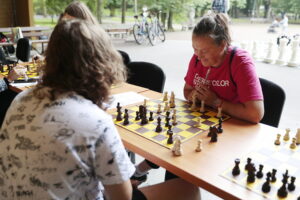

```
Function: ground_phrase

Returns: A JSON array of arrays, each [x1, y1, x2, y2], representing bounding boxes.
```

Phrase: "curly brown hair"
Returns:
[[36, 19, 126, 108], [193, 13, 231, 46]]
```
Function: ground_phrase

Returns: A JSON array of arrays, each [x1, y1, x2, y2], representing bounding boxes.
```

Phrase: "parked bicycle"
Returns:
[[132, 10, 166, 46]]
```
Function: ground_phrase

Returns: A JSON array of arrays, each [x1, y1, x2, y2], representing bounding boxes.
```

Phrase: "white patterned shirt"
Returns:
[[0, 87, 135, 200]]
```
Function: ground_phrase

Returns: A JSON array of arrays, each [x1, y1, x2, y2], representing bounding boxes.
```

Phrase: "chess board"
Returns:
[[113, 98, 230, 149], [0, 63, 41, 82], [221, 138, 300, 200]]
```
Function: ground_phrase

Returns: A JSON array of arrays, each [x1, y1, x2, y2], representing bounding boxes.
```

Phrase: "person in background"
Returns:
[[184, 13, 264, 123], [0, 19, 200, 200], [212, 0, 229, 14], [279, 14, 288, 34], [0, 65, 26, 127]]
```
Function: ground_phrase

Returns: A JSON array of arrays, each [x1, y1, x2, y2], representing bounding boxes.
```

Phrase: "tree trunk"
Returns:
[[263, 0, 271, 18], [121, 0, 126, 24], [109, 7, 116, 17], [167, 9, 174, 31], [97, 0, 102, 24], [161, 12, 167, 28]]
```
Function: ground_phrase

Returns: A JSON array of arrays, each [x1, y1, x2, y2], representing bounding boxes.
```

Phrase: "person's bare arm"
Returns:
[[104, 180, 132, 200], [183, 83, 195, 102]]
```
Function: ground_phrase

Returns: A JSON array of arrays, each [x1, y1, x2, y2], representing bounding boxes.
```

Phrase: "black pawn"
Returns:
[[262, 172, 271, 193], [141, 113, 148, 125], [155, 117, 162, 133], [166, 111, 170, 119], [135, 111, 140, 120], [165, 117, 170, 127], [207, 126, 213, 137], [210, 127, 218, 142], [271, 169, 277, 182], [167, 132, 173, 144], [288, 176, 296, 191], [123, 113, 129, 125], [232, 158, 241, 176], [149, 111, 154, 121], [247, 163, 256, 183], [123, 109, 129, 119], [256, 164, 264, 178], [245, 157, 252, 171], [217, 118, 223, 133], [167, 125, 173, 135]]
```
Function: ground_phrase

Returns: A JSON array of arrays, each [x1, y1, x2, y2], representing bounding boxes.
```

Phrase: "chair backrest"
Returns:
[[118, 50, 131, 66], [126, 61, 166, 93], [16, 37, 30, 62], [259, 78, 285, 127]]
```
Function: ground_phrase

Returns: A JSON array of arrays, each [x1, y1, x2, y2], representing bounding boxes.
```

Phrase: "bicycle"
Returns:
[[133, 13, 150, 45], [147, 15, 166, 46]]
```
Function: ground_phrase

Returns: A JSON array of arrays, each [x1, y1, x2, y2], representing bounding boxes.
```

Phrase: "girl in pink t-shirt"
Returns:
[[184, 13, 264, 123]]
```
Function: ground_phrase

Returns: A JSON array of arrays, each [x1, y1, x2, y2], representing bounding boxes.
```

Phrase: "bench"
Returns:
[[104, 28, 132, 39], [250, 18, 271, 23], [0, 26, 52, 41]]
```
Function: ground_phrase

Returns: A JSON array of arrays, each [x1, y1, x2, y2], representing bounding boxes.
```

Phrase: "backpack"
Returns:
[[0, 32, 15, 55]]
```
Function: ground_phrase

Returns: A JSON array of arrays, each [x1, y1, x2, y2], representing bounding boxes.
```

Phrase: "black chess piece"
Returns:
[[262, 172, 271, 193], [149, 111, 154, 121], [245, 157, 252, 171], [167, 125, 173, 135], [271, 169, 277, 182], [247, 163, 256, 183], [288, 176, 296, 191], [207, 126, 213, 137], [116, 110, 123, 121], [167, 132, 173, 144], [166, 111, 170, 118], [123, 113, 129, 125], [256, 164, 264, 178], [232, 158, 241, 176], [210, 127, 218, 142], [165, 117, 170, 127], [155, 117, 162, 133], [217, 118, 223, 133], [123, 109, 129, 119], [277, 178, 288, 198], [141, 113, 148, 125], [135, 111, 140, 121], [116, 102, 121, 111]]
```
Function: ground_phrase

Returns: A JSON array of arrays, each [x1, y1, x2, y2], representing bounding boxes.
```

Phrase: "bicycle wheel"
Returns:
[[148, 25, 157, 46], [133, 24, 145, 45], [157, 24, 166, 42]]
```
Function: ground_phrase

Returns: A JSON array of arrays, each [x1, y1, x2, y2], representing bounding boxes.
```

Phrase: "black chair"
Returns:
[[126, 61, 166, 93], [118, 50, 131, 66], [259, 78, 285, 127], [15, 37, 31, 62]]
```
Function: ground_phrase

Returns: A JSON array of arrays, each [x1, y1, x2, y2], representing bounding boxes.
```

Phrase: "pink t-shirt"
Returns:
[[184, 47, 263, 103]]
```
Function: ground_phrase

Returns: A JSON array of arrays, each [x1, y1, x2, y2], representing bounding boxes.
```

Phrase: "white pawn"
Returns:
[[163, 102, 169, 112], [290, 137, 297, 149], [190, 93, 197, 111], [274, 133, 281, 145], [163, 91, 168, 102], [157, 104, 161, 114], [195, 139, 203, 152], [296, 128, 300, 145], [194, 117, 201, 127], [200, 100, 205, 113], [283, 128, 290, 141], [264, 41, 275, 63], [217, 107, 222, 118], [172, 114, 178, 126], [288, 36, 300, 67], [276, 37, 289, 65]]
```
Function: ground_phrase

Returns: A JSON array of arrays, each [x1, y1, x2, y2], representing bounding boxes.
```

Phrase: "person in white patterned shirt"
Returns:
[[0, 19, 199, 200]]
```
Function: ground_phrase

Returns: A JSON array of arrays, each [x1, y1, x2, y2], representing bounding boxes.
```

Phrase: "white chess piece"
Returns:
[[276, 37, 289, 65], [200, 100, 205, 113], [194, 117, 201, 127], [172, 114, 178, 126], [164, 102, 169, 112], [195, 139, 203, 152], [157, 104, 161, 114], [252, 41, 261, 61], [190, 93, 197, 111], [172, 136, 183, 156], [264, 41, 276, 64], [290, 137, 297, 149], [288, 36, 300, 67], [163, 91, 168, 102], [143, 99, 147, 107], [296, 128, 300, 145], [274, 133, 281, 145], [283, 128, 290, 141], [217, 107, 222, 118]]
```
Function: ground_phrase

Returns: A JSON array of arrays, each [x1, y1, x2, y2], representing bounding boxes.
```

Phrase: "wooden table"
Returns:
[[109, 86, 288, 200]]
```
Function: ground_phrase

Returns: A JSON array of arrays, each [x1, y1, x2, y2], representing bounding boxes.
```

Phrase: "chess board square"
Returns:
[[270, 152, 290, 162], [201, 114, 211, 119], [152, 134, 166, 141], [186, 127, 200, 134], [202, 120, 215, 126], [185, 120, 196, 126], [172, 126, 184, 134], [176, 123, 191, 130], [135, 127, 149, 134]]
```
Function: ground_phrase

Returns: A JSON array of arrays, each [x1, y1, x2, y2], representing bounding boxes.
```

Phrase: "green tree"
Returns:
[[45, 0, 72, 22]]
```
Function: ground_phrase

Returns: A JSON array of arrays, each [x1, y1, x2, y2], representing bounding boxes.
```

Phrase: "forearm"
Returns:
[[104, 180, 132, 200]]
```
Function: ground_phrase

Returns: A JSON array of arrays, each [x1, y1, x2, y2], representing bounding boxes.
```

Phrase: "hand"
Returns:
[[32, 54, 44, 62], [195, 84, 218, 107], [7, 65, 27, 82]]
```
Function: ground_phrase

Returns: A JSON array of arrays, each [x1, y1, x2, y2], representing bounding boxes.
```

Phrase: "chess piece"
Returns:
[[172, 135, 183, 156], [165, 117, 170, 127], [195, 139, 203, 152], [172, 115, 178, 126], [256, 164, 264, 178], [140, 112, 148, 125], [262, 172, 271, 193], [157, 104, 162, 114], [194, 117, 201, 127], [245, 157, 252, 171], [207, 126, 213, 137], [200, 100, 205, 113], [116, 109, 123, 121], [210, 126, 218, 143], [271, 169, 277, 182], [167, 125, 173, 135], [190, 93, 197, 111], [296, 128, 300, 145], [155, 117, 162, 133], [165, 111, 171, 119], [163, 102, 170, 112], [290, 137, 297, 149], [167, 132, 174, 144], [216, 107, 222, 118], [135, 111, 140, 120], [172, 109, 177, 120], [169, 98, 176, 108], [276, 36, 289, 65], [116, 102, 121, 111], [288, 176, 296, 191], [288, 36, 300, 67], [143, 99, 147, 107], [283, 128, 290, 141], [123, 110, 129, 125], [163, 91, 168, 102], [149, 111, 154, 121], [217, 118, 223, 133], [274, 133, 281, 145], [232, 158, 240, 176], [264, 41, 275, 64], [247, 163, 256, 183], [123, 109, 129, 119], [277, 172, 289, 198]]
